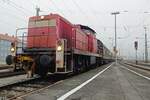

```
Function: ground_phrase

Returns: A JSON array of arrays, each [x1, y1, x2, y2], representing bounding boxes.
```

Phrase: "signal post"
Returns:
[[134, 41, 138, 64]]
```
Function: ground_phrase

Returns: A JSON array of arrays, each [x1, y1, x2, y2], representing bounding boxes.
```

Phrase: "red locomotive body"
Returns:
[[27, 14, 94, 53], [6, 14, 113, 77], [27, 14, 73, 49], [87, 33, 97, 53], [73, 27, 88, 51]]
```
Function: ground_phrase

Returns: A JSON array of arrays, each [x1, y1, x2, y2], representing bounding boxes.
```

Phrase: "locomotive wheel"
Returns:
[[39, 55, 51, 67], [35, 64, 48, 77], [34, 55, 51, 77], [38, 67, 48, 77], [6, 55, 13, 65], [39, 55, 51, 77]]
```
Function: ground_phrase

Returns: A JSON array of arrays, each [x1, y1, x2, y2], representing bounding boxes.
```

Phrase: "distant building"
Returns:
[[0, 33, 17, 64]]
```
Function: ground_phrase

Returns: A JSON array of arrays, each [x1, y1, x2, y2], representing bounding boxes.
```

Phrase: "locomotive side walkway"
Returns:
[[22, 63, 150, 100]]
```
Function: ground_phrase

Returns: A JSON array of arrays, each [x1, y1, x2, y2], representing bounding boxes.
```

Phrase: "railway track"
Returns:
[[121, 62, 150, 71], [137, 62, 150, 67], [0, 70, 25, 78], [0, 65, 13, 70], [0, 74, 64, 100]]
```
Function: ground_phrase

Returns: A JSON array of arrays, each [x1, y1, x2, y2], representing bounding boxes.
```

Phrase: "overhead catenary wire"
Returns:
[[0, 2, 28, 25], [0, 2, 28, 28], [1, 1, 30, 18], [84, 2, 106, 28], [71, 0, 93, 27], [0, 7, 27, 23], [0, 19, 17, 28], [4, 0, 33, 15], [60, 1, 74, 16], [48, 0, 65, 16], [0, 0, 30, 35]]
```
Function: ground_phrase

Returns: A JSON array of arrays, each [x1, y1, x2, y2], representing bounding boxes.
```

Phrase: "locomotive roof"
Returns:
[[29, 14, 73, 26], [29, 14, 96, 34], [78, 25, 96, 34]]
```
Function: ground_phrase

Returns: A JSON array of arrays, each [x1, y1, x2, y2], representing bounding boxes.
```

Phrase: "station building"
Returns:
[[0, 33, 17, 64]]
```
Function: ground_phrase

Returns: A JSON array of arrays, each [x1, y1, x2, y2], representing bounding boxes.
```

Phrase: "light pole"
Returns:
[[144, 26, 148, 63], [111, 12, 120, 65], [134, 41, 138, 64]]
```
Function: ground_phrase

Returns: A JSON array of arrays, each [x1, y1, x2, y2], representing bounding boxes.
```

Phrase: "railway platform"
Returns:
[[19, 63, 150, 100]]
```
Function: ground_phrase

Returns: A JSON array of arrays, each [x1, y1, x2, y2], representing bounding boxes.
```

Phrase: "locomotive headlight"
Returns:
[[10, 42, 15, 53], [10, 47, 15, 53], [57, 46, 62, 52], [57, 40, 63, 52], [41, 16, 44, 19]]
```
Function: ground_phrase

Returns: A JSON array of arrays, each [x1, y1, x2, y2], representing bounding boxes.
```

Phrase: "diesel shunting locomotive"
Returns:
[[6, 14, 114, 77]]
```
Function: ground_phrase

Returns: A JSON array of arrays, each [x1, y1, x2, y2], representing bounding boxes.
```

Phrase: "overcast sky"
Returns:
[[0, 0, 150, 60]]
